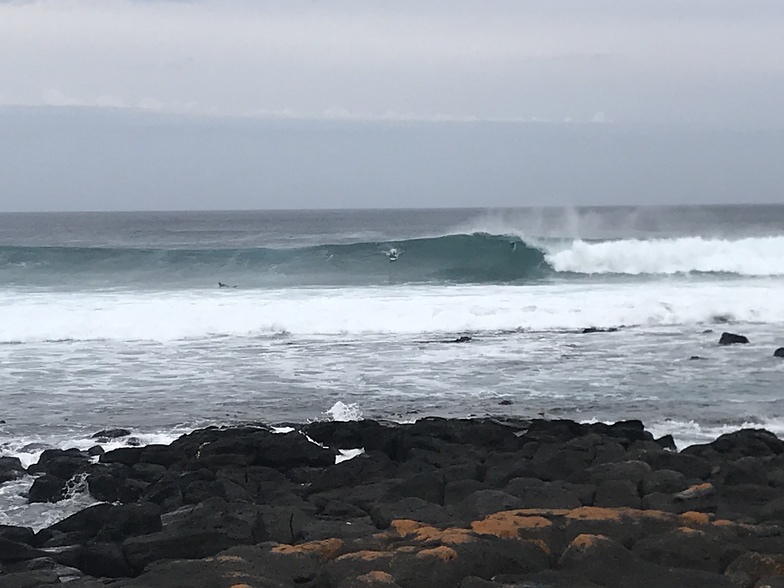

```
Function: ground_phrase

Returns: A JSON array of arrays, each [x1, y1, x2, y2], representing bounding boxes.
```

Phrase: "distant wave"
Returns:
[[544, 235, 784, 277]]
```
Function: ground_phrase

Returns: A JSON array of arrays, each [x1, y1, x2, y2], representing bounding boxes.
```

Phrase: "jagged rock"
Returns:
[[719, 332, 749, 345]]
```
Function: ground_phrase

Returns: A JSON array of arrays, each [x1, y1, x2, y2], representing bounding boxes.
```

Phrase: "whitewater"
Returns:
[[1, 206, 784, 528]]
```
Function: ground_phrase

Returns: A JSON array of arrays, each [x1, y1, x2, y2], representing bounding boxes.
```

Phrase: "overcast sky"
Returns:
[[1, 0, 783, 211]]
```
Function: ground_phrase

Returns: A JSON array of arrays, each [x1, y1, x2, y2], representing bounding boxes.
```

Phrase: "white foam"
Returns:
[[1, 430, 190, 469], [0, 475, 99, 532], [546, 236, 784, 276], [1, 281, 784, 343], [324, 401, 363, 422], [336, 448, 365, 464], [647, 417, 784, 450]]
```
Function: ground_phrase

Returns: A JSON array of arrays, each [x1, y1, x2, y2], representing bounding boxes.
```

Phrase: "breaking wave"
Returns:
[[1, 233, 784, 288]]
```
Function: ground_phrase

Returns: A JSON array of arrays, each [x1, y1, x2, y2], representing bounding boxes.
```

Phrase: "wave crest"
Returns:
[[545, 236, 784, 276]]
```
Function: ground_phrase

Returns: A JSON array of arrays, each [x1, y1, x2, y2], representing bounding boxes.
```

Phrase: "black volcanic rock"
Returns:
[[0, 456, 26, 484], [27, 474, 67, 503], [9, 419, 784, 587], [719, 332, 749, 345], [27, 448, 89, 480], [92, 428, 132, 440]]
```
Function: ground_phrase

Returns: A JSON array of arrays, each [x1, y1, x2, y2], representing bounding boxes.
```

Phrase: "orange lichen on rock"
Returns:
[[675, 483, 715, 500], [390, 520, 423, 537], [356, 571, 396, 584], [336, 550, 393, 563], [272, 538, 344, 559], [571, 534, 609, 550], [525, 538, 552, 556], [566, 507, 674, 524], [565, 507, 625, 522], [679, 511, 711, 526], [514, 508, 570, 517], [389, 519, 474, 545], [471, 512, 552, 539], [416, 546, 458, 561], [675, 526, 702, 536]]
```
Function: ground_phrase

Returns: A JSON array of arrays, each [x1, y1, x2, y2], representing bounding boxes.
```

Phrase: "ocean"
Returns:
[[1, 205, 784, 528]]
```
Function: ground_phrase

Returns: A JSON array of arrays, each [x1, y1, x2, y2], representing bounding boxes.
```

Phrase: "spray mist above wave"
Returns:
[[545, 235, 784, 276]]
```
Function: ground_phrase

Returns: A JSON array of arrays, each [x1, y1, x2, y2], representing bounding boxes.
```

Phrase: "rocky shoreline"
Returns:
[[2, 418, 784, 587]]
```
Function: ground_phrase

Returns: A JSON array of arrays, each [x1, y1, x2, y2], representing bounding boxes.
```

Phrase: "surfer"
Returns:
[[386, 248, 399, 262], [218, 282, 237, 289]]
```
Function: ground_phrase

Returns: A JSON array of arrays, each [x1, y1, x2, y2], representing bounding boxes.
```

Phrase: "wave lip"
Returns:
[[545, 235, 784, 276]]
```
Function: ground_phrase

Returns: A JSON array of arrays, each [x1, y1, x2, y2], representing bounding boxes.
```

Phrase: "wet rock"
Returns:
[[0, 456, 26, 484], [86, 445, 104, 457], [27, 449, 89, 480], [100, 447, 142, 466], [581, 327, 618, 334], [711, 429, 784, 459], [196, 429, 336, 471], [27, 474, 67, 503], [775, 347, 784, 358], [91, 428, 131, 440], [719, 332, 749, 345]]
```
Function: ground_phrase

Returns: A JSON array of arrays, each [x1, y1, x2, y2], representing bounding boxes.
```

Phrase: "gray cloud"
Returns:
[[2, 1, 784, 211], [1, 0, 783, 126]]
